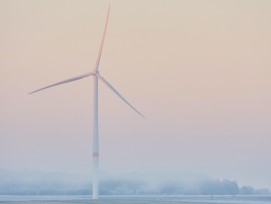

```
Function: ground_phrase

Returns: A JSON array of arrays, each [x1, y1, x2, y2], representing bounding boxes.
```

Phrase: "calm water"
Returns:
[[0, 195, 271, 204]]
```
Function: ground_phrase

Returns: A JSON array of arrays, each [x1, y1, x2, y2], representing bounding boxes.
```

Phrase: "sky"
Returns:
[[1, 0, 271, 189]]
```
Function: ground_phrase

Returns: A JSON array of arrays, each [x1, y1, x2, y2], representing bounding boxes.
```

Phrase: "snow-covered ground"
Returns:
[[0, 195, 271, 204]]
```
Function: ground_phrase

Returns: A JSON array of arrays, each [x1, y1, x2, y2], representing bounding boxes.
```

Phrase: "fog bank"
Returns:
[[0, 169, 269, 196]]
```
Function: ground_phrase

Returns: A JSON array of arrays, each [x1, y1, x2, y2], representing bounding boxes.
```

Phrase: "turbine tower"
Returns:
[[29, 5, 144, 199]]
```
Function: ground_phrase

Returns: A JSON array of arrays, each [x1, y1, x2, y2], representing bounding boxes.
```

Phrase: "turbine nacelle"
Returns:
[[92, 70, 99, 75]]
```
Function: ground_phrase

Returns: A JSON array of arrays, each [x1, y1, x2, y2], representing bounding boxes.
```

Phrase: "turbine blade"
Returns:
[[95, 4, 110, 71], [29, 72, 94, 94], [97, 74, 145, 118]]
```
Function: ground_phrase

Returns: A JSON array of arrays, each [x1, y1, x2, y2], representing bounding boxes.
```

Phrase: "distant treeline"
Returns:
[[99, 179, 270, 196], [0, 169, 270, 196]]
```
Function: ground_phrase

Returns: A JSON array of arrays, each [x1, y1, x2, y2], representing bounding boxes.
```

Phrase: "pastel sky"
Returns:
[[1, 1, 271, 189]]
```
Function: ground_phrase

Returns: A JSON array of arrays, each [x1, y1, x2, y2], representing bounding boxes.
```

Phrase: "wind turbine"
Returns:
[[29, 5, 144, 199]]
